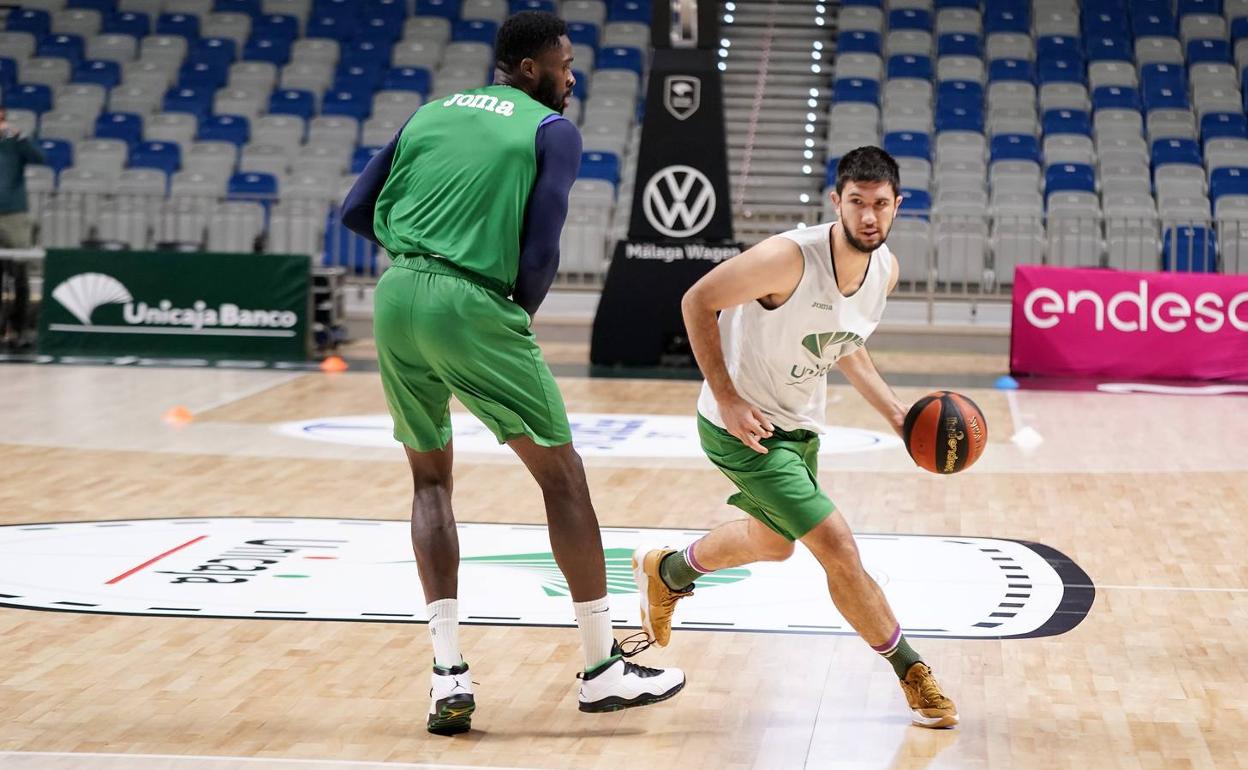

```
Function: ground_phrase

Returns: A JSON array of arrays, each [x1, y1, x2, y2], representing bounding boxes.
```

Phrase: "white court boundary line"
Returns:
[[191, 372, 305, 415], [1093, 584, 1248, 594], [0, 752, 547, 770]]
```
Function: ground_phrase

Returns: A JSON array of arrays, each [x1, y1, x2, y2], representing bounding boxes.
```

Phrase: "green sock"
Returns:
[[879, 634, 923, 678], [658, 548, 701, 590]]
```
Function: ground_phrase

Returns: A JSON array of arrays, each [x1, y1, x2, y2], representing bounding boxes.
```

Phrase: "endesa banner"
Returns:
[[1011, 265, 1248, 381]]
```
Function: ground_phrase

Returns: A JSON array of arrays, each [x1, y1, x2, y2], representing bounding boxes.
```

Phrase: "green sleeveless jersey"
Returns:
[[373, 85, 557, 290]]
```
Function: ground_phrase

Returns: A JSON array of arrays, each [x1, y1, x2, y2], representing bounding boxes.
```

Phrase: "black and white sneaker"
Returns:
[[427, 661, 475, 735], [577, 637, 685, 713]]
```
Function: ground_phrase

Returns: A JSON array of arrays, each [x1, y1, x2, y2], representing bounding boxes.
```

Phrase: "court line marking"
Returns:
[[1090, 584, 1248, 594], [191, 372, 305, 415], [0, 752, 548, 770]]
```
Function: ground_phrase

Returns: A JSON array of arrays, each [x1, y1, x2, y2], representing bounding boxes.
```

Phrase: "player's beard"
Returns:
[[841, 220, 889, 254], [534, 72, 564, 113]]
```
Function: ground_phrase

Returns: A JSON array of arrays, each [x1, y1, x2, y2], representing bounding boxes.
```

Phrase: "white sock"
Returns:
[[427, 598, 461, 668], [572, 596, 614, 670]]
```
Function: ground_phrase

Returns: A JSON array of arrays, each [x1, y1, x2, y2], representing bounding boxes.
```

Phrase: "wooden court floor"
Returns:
[[0, 354, 1245, 770]]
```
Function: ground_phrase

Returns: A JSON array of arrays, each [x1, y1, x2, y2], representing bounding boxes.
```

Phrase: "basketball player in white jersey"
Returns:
[[633, 146, 958, 728]]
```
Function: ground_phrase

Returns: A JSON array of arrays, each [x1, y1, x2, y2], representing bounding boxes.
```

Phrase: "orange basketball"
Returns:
[[902, 391, 988, 474]]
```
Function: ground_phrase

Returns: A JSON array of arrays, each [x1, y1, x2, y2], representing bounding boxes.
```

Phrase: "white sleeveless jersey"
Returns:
[[697, 222, 892, 433]]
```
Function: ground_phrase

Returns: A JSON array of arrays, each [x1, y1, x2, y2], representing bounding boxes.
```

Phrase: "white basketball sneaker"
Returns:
[[577, 639, 686, 713], [427, 661, 475, 735]]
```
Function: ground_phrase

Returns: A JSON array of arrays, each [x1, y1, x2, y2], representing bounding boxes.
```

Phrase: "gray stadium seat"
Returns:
[[402, 16, 452, 44], [834, 53, 883, 81], [38, 110, 92, 142], [0, 32, 38, 61], [392, 40, 443, 70], [86, 34, 138, 63], [840, 6, 884, 33], [202, 12, 252, 49], [140, 36, 189, 69], [75, 140, 128, 184], [184, 142, 238, 182], [229, 61, 278, 92], [986, 33, 1033, 62], [886, 31, 933, 57], [936, 8, 980, 35], [23, 57, 72, 88], [1088, 61, 1137, 90], [52, 9, 102, 37], [206, 202, 265, 253], [290, 38, 339, 67], [253, 115, 305, 156], [145, 112, 199, 151]]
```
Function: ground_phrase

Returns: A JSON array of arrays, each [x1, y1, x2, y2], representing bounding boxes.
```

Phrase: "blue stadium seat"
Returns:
[[1042, 109, 1092, 136], [415, 0, 461, 19], [1092, 86, 1141, 111], [1083, 11, 1120, 38], [323, 208, 381, 274], [1085, 36, 1132, 62], [0, 59, 15, 92], [991, 134, 1040, 163], [269, 89, 315, 119], [102, 12, 150, 37], [1211, 167, 1248, 201], [1232, 17, 1248, 43], [37, 35, 86, 67], [579, 151, 620, 185], [608, 0, 650, 23], [567, 21, 599, 48], [4, 84, 53, 114], [1045, 163, 1096, 195], [342, 40, 392, 70], [897, 188, 931, 218], [163, 87, 214, 121], [308, 15, 358, 42], [1177, 0, 1221, 17], [358, 16, 401, 44], [937, 33, 980, 58], [322, 89, 371, 120], [178, 60, 228, 90], [935, 106, 984, 133], [937, 80, 982, 110], [5, 10, 51, 38], [984, 7, 1029, 34], [313, 0, 356, 18], [989, 58, 1034, 83], [883, 131, 931, 160], [887, 55, 932, 80], [1143, 82, 1189, 111], [511, 0, 557, 12], [1162, 226, 1217, 272], [1036, 36, 1083, 64], [228, 172, 279, 209], [1141, 63, 1184, 89], [243, 37, 291, 65], [1131, 11, 1177, 37], [334, 61, 383, 91], [1037, 59, 1084, 85], [36, 139, 72, 175], [216, 0, 262, 14], [1202, 112, 1248, 141], [199, 114, 250, 145], [69, 0, 117, 11], [383, 66, 431, 95], [833, 77, 880, 104], [1151, 138, 1202, 166], [94, 111, 143, 146], [351, 145, 382, 174], [194, 38, 238, 69], [74, 59, 122, 88], [597, 47, 644, 75], [129, 140, 180, 175], [453, 19, 498, 43], [252, 14, 299, 42], [842, 0, 882, 6], [889, 9, 932, 31], [934, 0, 978, 7], [156, 13, 201, 42], [1187, 39, 1231, 64], [837, 30, 882, 55], [365, 0, 408, 23]]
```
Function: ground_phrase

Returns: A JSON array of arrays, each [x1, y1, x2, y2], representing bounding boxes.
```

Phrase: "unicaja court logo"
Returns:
[[462, 548, 748, 597], [643, 165, 716, 238], [51, 272, 133, 325]]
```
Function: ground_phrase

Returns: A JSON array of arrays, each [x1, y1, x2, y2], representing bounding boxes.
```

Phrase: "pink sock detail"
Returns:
[[871, 626, 902, 654], [685, 542, 711, 574]]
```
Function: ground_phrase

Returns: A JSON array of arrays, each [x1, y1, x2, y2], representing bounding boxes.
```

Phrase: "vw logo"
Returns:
[[642, 165, 716, 238]]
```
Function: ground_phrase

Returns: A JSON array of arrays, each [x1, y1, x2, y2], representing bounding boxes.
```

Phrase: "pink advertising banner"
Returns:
[[1010, 265, 1248, 381]]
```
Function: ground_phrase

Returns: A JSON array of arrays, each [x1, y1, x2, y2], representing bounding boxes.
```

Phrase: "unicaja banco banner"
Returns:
[[39, 249, 311, 361], [1010, 265, 1248, 381]]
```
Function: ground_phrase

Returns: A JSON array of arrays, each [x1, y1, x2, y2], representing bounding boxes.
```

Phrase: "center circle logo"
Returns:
[[642, 165, 717, 238]]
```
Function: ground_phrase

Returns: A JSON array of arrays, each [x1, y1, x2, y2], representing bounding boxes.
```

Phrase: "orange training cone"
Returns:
[[320, 355, 348, 373], [162, 405, 194, 425]]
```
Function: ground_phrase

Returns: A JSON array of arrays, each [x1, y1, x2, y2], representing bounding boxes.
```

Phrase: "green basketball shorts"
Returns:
[[697, 413, 836, 541], [374, 256, 572, 451]]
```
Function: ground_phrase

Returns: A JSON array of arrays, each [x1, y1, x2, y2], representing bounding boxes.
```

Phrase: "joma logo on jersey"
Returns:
[[441, 92, 516, 116]]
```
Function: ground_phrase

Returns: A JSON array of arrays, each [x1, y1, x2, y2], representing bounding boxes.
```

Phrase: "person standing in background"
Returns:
[[0, 107, 44, 347]]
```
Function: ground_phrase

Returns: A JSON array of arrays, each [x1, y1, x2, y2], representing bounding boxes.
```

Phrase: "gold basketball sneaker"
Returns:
[[899, 662, 959, 728], [632, 548, 693, 646]]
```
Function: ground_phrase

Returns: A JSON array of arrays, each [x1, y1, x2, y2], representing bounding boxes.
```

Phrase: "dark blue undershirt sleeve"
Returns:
[[340, 117, 411, 246], [512, 116, 582, 317]]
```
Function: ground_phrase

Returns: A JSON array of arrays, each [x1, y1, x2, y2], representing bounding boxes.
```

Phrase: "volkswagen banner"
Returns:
[[1010, 264, 1248, 381], [39, 249, 312, 361]]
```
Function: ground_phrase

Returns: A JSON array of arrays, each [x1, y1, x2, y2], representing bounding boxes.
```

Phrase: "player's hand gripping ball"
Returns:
[[902, 391, 987, 474]]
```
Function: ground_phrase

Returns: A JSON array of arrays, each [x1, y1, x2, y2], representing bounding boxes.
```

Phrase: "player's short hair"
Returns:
[[835, 146, 901, 196], [495, 11, 568, 70]]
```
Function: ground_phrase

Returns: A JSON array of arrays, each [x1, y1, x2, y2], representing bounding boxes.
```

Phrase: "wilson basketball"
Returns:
[[903, 391, 988, 474]]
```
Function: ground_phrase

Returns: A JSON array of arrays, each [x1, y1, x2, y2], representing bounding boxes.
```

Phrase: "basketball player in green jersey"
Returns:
[[342, 11, 684, 736], [632, 147, 958, 728]]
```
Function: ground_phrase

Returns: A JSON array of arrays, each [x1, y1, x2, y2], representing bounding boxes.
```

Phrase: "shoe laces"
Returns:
[[913, 668, 949, 707], [617, 632, 664, 677]]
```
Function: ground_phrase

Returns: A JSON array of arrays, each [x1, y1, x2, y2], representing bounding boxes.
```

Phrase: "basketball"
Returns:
[[902, 391, 988, 474]]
